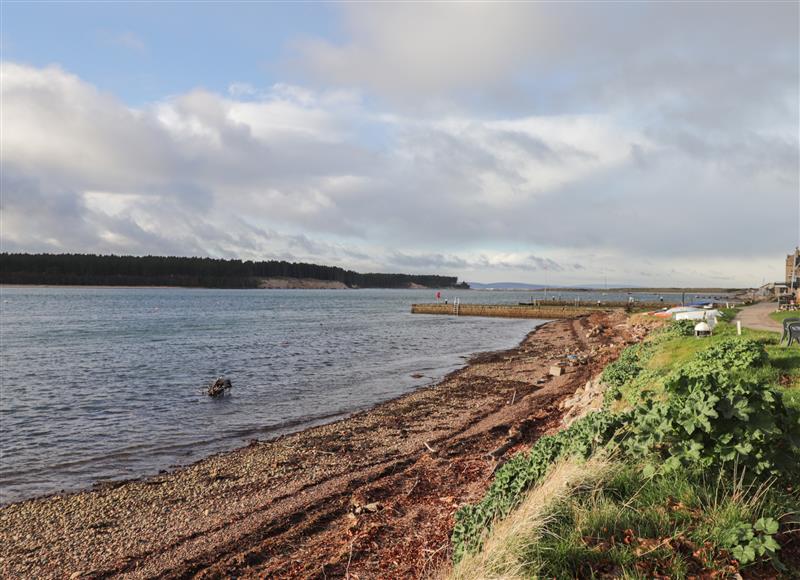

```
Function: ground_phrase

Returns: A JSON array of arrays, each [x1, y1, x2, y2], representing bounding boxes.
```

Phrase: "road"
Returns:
[[733, 302, 781, 333]]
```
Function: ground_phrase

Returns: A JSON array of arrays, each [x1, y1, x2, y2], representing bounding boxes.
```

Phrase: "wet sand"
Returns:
[[0, 311, 638, 579]]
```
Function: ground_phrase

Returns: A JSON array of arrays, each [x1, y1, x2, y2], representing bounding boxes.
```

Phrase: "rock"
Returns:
[[586, 324, 605, 338], [363, 502, 381, 513], [208, 377, 232, 397], [561, 376, 608, 427]]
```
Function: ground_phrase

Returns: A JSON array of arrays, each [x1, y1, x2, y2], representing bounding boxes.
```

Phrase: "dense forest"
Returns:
[[0, 253, 469, 289]]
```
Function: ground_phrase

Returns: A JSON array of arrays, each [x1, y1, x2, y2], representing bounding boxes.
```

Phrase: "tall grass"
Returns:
[[449, 455, 614, 580], [461, 461, 798, 579]]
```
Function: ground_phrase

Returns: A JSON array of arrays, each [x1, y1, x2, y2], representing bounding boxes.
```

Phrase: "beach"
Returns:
[[0, 311, 638, 579]]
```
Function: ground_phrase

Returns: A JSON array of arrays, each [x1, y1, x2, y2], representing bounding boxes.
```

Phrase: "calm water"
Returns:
[[0, 288, 536, 503], [0, 287, 709, 503]]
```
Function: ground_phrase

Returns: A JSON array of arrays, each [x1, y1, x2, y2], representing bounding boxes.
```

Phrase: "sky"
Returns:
[[1, 2, 798, 287]]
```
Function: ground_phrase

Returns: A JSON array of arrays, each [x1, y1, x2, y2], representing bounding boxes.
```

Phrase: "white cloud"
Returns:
[[227, 82, 257, 98], [1, 46, 797, 287], [294, 4, 547, 97]]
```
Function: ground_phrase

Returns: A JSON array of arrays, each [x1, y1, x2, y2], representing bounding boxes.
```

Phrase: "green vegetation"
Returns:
[[493, 461, 796, 579], [0, 253, 468, 289], [451, 412, 624, 562], [451, 316, 800, 577], [771, 310, 800, 324]]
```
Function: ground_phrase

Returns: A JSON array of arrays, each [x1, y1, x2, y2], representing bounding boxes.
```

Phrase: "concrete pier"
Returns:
[[410, 303, 598, 319]]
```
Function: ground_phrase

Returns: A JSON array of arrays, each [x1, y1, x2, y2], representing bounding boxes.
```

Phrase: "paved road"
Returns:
[[733, 302, 781, 333]]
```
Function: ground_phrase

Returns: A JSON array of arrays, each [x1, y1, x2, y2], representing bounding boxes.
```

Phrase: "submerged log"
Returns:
[[208, 377, 232, 397]]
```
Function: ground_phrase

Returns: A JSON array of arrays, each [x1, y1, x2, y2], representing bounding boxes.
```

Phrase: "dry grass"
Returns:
[[445, 454, 614, 580]]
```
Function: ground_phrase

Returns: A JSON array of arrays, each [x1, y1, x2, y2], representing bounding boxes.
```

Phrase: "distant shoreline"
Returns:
[[0, 283, 746, 293], [0, 278, 435, 290], [472, 287, 745, 293]]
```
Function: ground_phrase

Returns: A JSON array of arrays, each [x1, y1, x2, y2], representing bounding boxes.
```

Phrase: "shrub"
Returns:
[[623, 339, 799, 478], [660, 319, 697, 338], [689, 338, 768, 375], [602, 343, 651, 389]]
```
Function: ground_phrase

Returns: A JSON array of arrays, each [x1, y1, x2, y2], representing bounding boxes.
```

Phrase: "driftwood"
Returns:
[[486, 425, 523, 460], [423, 441, 438, 454], [208, 377, 232, 397]]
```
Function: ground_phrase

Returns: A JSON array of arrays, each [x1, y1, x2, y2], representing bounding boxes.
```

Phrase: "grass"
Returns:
[[770, 310, 800, 324], [620, 317, 800, 413], [450, 455, 614, 580], [454, 459, 798, 579], [611, 318, 800, 411], [511, 464, 797, 578]]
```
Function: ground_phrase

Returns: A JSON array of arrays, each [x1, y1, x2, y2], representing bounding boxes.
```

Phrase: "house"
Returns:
[[758, 282, 790, 298], [786, 248, 800, 289]]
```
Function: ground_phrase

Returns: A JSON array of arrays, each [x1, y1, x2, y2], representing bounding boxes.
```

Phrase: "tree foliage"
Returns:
[[0, 253, 468, 289]]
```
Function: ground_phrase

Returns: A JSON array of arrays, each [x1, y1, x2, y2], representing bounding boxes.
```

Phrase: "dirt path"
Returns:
[[0, 312, 638, 579], [733, 302, 781, 333]]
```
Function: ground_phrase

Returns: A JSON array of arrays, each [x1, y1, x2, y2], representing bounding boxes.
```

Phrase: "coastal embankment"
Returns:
[[411, 303, 598, 319], [0, 311, 640, 578]]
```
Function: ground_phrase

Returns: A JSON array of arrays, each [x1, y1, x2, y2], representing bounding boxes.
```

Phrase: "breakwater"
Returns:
[[411, 303, 597, 319]]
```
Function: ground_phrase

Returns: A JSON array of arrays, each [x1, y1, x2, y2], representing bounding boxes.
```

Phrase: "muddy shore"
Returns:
[[0, 311, 637, 579]]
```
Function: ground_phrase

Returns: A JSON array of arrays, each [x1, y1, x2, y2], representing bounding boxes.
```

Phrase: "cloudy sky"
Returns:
[[2, 2, 798, 286]]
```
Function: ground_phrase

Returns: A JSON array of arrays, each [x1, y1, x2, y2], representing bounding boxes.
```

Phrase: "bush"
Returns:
[[691, 337, 767, 372], [623, 339, 799, 478], [602, 343, 651, 389], [660, 319, 697, 338]]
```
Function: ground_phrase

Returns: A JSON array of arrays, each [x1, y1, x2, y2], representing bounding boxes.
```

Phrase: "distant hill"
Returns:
[[467, 282, 640, 290], [467, 282, 548, 290], [468, 282, 743, 292], [0, 253, 469, 290]]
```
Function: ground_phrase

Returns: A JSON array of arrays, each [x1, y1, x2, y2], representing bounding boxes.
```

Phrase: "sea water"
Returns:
[[0, 286, 697, 503], [1, 287, 536, 503]]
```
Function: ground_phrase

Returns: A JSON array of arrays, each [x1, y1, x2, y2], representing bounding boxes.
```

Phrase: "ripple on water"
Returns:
[[0, 287, 568, 502]]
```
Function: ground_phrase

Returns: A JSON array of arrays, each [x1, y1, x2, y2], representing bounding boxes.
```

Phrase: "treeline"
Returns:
[[0, 253, 468, 289]]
